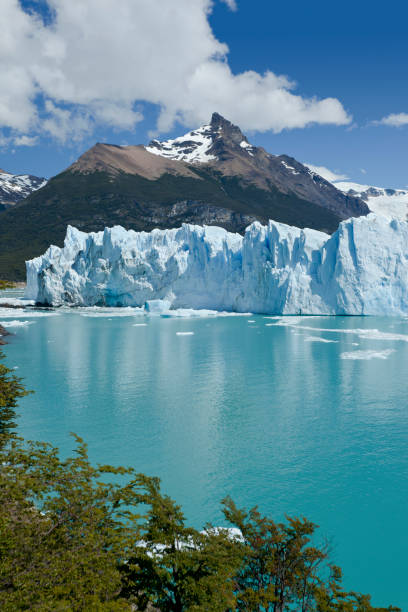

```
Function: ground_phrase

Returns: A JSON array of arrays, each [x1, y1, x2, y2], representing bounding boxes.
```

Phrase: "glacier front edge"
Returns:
[[25, 214, 408, 315]]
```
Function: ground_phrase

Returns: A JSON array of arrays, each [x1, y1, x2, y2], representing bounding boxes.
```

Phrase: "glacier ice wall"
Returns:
[[25, 214, 408, 315]]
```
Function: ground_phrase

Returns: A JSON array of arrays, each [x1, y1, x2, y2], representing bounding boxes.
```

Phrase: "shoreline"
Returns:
[[0, 324, 10, 345]]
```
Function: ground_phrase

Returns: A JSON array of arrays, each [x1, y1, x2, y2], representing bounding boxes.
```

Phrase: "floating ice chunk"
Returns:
[[80, 307, 144, 317], [133, 323, 147, 327], [145, 299, 172, 313], [160, 308, 251, 318], [161, 308, 215, 318], [273, 316, 324, 327], [0, 309, 59, 318], [0, 320, 34, 328], [356, 329, 408, 342], [270, 323, 408, 343], [0, 298, 35, 306], [304, 335, 338, 343], [176, 331, 194, 336], [340, 349, 396, 360]]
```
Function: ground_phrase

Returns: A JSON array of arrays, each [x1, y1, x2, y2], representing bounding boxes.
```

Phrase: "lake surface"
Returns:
[[2, 298, 408, 608]]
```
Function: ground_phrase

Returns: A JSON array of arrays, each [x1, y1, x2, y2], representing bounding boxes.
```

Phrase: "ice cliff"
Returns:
[[25, 214, 408, 315]]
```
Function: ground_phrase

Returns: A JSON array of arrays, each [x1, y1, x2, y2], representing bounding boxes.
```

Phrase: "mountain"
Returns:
[[27, 214, 408, 315], [0, 113, 368, 280], [145, 113, 367, 219], [0, 169, 47, 211], [333, 181, 408, 221]]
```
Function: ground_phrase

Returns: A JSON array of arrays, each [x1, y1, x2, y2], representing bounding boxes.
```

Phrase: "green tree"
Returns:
[[223, 496, 327, 611], [223, 497, 400, 612], [122, 475, 242, 611], [0, 350, 31, 448], [0, 434, 144, 610]]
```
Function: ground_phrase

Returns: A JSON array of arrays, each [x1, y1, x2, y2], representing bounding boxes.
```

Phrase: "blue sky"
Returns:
[[1, 0, 407, 188]]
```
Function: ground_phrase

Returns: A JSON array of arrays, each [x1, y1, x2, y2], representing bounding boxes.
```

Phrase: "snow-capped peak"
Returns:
[[0, 170, 47, 208], [145, 112, 256, 164], [146, 123, 217, 164]]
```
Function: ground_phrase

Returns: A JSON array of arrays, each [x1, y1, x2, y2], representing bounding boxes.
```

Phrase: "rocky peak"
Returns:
[[209, 112, 247, 146], [145, 113, 255, 164]]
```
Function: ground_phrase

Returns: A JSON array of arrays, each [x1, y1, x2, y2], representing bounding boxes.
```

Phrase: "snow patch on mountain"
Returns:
[[239, 140, 255, 156], [281, 160, 300, 175], [25, 214, 408, 316], [0, 170, 47, 207], [335, 181, 408, 221], [146, 124, 217, 164], [303, 164, 408, 221]]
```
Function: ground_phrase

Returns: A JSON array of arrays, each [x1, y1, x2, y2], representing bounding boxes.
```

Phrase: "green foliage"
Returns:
[[223, 496, 327, 611], [0, 280, 15, 290], [0, 350, 31, 448], [0, 434, 143, 610], [122, 475, 242, 611], [223, 497, 400, 612]]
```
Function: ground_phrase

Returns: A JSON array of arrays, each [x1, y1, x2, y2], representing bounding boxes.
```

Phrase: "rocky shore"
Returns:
[[0, 324, 10, 345]]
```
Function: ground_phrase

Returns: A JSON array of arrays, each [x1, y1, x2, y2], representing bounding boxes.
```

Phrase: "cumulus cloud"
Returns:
[[373, 113, 408, 127], [0, 0, 351, 145], [304, 164, 349, 183], [0, 133, 37, 149], [41, 101, 93, 143]]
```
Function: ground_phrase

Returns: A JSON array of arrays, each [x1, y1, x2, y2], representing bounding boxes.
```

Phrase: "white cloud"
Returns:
[[304, 164, 349, 183], [360, 168, 367, 174], [0, 0, 351, 145], [13, 135, 38, 146], [373, 113, 408, 127], [41, 101, 93, 143], [220, 0, 238, 10]]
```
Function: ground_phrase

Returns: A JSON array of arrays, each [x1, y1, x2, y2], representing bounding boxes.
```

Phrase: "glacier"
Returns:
[[25, 214, 408, 315]]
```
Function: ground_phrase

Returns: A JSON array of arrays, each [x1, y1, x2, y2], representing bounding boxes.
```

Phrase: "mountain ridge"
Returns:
[[331, 181, 408, 221], [0, 169, 47, 211], [0, 113, 369, 280]]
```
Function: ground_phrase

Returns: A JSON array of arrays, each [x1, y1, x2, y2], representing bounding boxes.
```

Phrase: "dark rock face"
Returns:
[[0, 114, 370, 280], [209, 112, 248, 145]]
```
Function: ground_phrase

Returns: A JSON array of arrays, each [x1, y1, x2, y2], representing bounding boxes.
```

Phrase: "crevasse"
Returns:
[[25, 214, 408, 315]]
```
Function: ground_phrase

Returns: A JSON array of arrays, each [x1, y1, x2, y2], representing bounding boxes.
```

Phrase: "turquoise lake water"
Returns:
[[2, 303, 408, 608]]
